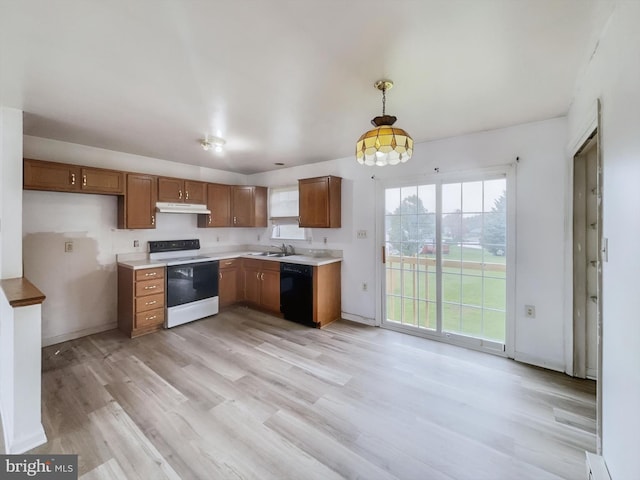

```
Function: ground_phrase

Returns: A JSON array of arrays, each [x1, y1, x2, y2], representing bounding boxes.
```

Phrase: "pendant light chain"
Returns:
[[381, 86, 386, 116]]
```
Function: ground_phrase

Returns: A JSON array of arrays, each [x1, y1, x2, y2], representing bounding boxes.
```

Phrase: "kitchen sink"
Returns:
[[247, 252, 294, 257]]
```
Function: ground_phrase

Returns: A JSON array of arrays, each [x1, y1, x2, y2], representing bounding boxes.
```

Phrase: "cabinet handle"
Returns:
[[146, 300, 157, 306], [233, 216, 237, 225], [179, 190, 183, 199], [260, 272, 264, 281], [70, 173, 76, 185], [298, 216, 301, 225], [146, 315, 157, 321], [144, 285, 157, 290], [144, 272, 157, 277], [224, 261, 232, 266], [82, 174, 87, 187], [186, 190, 189, 200], [208, 215, 212, 225], [256, 272, 260, 280], [219, 272, 223, 280], [151, 215, 155, 226]]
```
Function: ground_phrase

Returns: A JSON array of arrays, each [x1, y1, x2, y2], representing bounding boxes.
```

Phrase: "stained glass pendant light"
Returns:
[[356, 80, 413, 166]]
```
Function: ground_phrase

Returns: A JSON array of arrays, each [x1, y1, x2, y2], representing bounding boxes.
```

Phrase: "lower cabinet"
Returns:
[[241, 259, 281, 314], [118, 265, 165, 337], [313, 262, 342, 327], [219, 258, 240, 307]]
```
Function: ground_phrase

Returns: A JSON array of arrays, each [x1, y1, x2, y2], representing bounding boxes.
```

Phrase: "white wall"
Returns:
[[249, 117, 569, 370], [23, 137, 249, 345], [567, 1, 640, 478], [24, 118, 570, 371], [1, 107, 23, 278]]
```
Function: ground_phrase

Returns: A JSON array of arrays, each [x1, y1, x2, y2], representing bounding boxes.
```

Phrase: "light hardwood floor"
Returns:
[[30, 306, 596, 479]]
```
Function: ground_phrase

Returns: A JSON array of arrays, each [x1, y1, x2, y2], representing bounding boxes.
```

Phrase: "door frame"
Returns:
[[374, 165, 516, 357], [566, 98, 603, 453]]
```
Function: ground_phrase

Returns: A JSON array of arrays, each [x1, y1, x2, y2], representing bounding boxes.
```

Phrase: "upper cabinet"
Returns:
[[198, 183, 231, 228], [158, 177, 206, 204], [24, 159, 124, 195], [117, 173, 157, 229], [298, 175, 342, 228], [232, 186, 267, 227]]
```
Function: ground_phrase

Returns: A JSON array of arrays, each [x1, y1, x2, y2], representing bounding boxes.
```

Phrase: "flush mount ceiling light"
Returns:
[[356, 80, 413, 166], [200, 135, 226, 153]]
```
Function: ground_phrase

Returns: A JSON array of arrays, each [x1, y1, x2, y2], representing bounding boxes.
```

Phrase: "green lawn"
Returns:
[[386, 245, 506, 341]]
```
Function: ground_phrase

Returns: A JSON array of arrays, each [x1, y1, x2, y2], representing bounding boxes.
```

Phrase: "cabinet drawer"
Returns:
[[262, 260, 281, 272], [135, 278, 165, 296], [135, 307, 165, 329], [219, 258, 238, 269], [135, 292, 165, 312], [135, 267, 164, 281]]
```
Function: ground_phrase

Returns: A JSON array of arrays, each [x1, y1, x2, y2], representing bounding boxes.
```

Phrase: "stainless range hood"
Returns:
[[156, 202, 211, 214]]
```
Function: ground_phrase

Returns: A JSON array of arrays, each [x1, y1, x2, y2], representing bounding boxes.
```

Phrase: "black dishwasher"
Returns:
[[280, 263, 314, 326]]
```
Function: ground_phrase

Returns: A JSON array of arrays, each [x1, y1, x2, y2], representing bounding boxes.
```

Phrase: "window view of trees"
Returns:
[[384, 178, 507, 343]]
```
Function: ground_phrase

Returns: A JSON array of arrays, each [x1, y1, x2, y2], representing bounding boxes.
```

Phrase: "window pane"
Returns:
[[442, 183, 461, 213], [462, 275, 483, 307], [484, 179, 506, 213], [462, 181, 483, 213]]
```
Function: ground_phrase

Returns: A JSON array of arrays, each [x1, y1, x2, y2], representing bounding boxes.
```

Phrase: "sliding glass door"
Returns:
[[383, 175, 508, 350]]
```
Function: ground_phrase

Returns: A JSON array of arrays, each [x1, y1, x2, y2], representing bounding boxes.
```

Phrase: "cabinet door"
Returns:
[[232, 186, 254, 227], [24, 159, 80, 192], [299, 176, 341, 228], [184, 180, 206, 204], [198, 183, 231, 228], [299, 177, 330, 227], [122, 174, 157, 229], [158, 177, 184, 202], [219, 266, 239, 307], [260, 268, 281, 313], [243, 265, 261, 305], [81, 167, 124, 194]]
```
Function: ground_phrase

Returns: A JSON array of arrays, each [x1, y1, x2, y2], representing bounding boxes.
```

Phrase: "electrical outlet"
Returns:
[[525, 305, 536, 318], [362, 282, 368, 291], [323, 237, 327, 244], [357, 230, 367, 239], [64, 241, 73, 253], [133, 240, 139, 247]]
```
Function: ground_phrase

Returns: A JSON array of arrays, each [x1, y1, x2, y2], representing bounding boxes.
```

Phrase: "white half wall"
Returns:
[[567, 1, 640, 478]]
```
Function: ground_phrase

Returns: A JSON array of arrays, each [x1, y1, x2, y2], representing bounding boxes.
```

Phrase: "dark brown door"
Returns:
[[299, 177, 330, 227], [232, 186, 254, 226], [24, 159, 80, 192]]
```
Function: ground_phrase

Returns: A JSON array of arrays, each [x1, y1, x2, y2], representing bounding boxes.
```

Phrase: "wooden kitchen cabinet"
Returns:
[[198, 183, 232, 228], [118, 265, 166, 337], [218, 258, 240, 307], [241, 259, 280, 314], [232, 186, 267, 227], [117, 173, 157, 229], [24, 159, 124, 195], [158, 177, 206, 204], [313, 261, 342, 327], [298, 175, 342, 228]]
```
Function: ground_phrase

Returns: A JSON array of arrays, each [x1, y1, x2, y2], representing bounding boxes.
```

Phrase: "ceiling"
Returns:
[[0, 1, 613, 174]]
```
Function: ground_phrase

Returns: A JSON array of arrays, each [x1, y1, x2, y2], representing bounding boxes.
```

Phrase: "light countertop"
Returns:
[[118, 251, 342, 270]]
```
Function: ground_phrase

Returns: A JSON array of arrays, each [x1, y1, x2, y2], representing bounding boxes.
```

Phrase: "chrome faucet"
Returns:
[[286, 244, 295, 255]]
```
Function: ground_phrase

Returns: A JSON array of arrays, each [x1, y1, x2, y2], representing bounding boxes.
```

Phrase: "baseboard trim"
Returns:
[[586, 452, 611, 480], [513, 352, 565, 373], [341, 312, 376, 326], [1, 409, 47, 454], [42, 322, 117, 347]]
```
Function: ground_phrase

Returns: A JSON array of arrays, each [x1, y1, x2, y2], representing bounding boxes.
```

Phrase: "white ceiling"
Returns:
[[0, 1, 613, 174]]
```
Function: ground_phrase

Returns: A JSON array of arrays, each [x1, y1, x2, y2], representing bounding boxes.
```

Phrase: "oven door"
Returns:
[[166, 260, 219, 308]]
